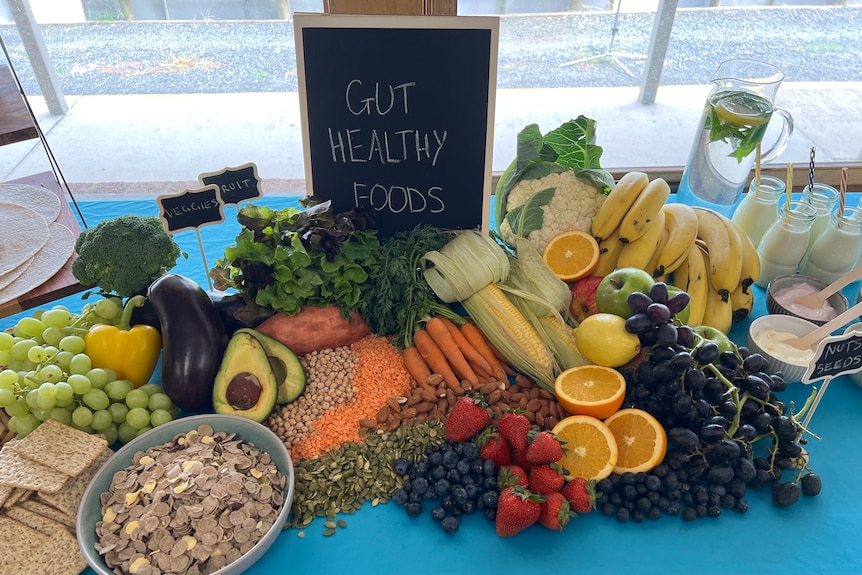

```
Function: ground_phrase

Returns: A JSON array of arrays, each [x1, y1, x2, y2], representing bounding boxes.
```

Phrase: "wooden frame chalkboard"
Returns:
[[294, 13, 498, 237]]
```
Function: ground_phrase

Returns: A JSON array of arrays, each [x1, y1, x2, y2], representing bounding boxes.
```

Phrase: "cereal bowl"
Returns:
[[77, 414, 294, 575], [748, 314, 820, 383], [766, 274, 849, 326]]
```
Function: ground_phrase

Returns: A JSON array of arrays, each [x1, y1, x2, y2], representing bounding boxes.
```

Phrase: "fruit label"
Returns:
[[198, 163, 262, 207], [803, 332, 862, 383]]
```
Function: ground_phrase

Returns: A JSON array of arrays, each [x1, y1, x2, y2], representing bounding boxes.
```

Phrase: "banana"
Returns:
[[654, 203, 699, 278], [591, 172, 650, 242], [729, 283, 754, 322], [618, 208, 666, 271], [593, 225, 625, 276], [618, 177, 671, 244], [647, 227, 670, 279], [727, 219, 761, 293], [681, 243, 708, 327], [699, 245, 734, 333], [693, 207, 743, 301]]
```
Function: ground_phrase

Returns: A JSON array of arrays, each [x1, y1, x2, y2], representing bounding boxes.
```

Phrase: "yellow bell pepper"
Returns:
[[86, 295, 161, 388]]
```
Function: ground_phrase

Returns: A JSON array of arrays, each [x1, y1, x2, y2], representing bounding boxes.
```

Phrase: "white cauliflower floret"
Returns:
[[499, 170, 607, 254]]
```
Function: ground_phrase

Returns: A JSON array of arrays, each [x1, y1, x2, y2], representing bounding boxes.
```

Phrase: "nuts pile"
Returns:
[[95, 424, 286, 575], [375, 373, 567, 431]]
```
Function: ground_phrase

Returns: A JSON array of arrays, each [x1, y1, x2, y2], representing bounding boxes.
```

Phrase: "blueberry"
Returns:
[[442, 450, 459, 469], [412, 460, 429, 478], [440, 494, 455, 511], [471, 459, 486, 476], [483, 459, 497, 477], [408, 491, 423, 503], [441, 515, 459, 534], [446, 469, 462, 484], [454, 442, 466, 456], [462, 500, 476, 514], [451, 485, 468, 506], [482, 475, 498, 490], [434, 478, 452, 497], [431, 506, 447, 522], [392, 458, 411, 476], [428, 451, 443, 466], [465, 483, 480, 501], [411, 477, 429, 495], [456, 459, 471, 475], [430, 465, 447, 481], [391, 488, 408, 505], [483, 506, 497, 521], [462, 442, 480, 461], [405, 502, 423, 518], [481, 490, 499, 508], [423, 489, 437, 501]]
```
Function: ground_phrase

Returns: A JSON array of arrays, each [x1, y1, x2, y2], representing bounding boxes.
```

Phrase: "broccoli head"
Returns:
[[72, 215, 184, 298]]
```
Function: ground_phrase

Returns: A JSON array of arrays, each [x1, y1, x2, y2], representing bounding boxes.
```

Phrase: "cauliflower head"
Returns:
[[499, 169, 611, 254], [72, 215, 184, 297]]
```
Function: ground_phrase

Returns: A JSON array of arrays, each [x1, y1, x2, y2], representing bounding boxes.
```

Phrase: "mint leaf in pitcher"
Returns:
[[705, 91, 773, 162]]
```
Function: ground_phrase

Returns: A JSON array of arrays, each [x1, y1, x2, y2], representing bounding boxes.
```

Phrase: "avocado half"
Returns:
[[212, 329, 306, 422], [235, 328, 306, 404]]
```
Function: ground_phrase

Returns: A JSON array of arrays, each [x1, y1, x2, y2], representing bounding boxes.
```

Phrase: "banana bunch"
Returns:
[[590, 172, 761, 334]]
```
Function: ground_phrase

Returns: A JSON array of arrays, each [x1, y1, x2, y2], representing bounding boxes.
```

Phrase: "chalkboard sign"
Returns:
[[803, 331, 862, 383], [157, 185, 225, 234], [198, 162, 262, 206], [294, 13, 498, 236]]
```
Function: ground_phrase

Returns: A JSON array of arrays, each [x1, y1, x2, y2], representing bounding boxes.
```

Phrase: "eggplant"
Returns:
[[148, 274, 228, 413]]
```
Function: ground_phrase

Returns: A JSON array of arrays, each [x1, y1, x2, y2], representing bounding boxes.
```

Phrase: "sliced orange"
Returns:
[[551, 415, 619, 481], [603, 408, 668, 474], [542, 230, 600, 281], [554, 365, 626, 420]]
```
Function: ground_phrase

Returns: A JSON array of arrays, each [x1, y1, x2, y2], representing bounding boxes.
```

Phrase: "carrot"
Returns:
[[460, 322, 507, 381], [425, 317, 479, 386], [438, 316, 494, 377], [413, 328, 461, 390], [403, 345, 433, 389]]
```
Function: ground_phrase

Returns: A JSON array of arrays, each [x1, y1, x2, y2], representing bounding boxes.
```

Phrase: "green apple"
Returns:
[[692, 325, 736, 356], [595, 267, 655, 318], [667, 284, 691, 325]]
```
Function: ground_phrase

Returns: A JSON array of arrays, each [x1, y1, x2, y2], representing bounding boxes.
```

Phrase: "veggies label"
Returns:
[[157, 185, 225, 233], [198, 162, 262, 206], [295, 14, 498, 236], [803, 332, 862, 383]]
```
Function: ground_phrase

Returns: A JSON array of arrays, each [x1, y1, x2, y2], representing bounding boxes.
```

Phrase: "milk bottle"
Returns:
[[799, 207, 862, 284], [731, 176, 785, 248], [755, 201, 817, 289], [801, 183, 840, 251]]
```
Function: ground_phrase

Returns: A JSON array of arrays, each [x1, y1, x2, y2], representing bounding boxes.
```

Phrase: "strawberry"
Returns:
[[477, 428, 512, 468], [497, 464, 529, 489], [499, 411, 531, 452], [528, 463, 566, 495], [525, 431, 565, 464], [539, 492, 577, 531], [495, 485, 546, 537], [445, 395, 490, 442], [512, 444, 534, 472], [561, 478, 599, 514]]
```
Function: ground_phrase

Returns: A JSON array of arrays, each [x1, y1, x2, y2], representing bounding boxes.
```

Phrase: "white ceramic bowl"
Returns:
[[843, 322, 862, 388], [766, 274, 849, 326], [76, 414, 294, 575], [747, 314, 820, 383]]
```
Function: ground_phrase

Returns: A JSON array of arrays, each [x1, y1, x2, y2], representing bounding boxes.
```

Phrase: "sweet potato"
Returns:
[[255, 305, 371, 356]]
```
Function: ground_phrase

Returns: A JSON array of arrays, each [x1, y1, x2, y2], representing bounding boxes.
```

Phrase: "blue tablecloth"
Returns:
[[3, 197, 861, 575]]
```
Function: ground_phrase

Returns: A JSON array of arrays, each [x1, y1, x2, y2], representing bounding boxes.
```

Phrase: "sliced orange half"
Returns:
[[551, 415, 619, 481], [542, 230, 600, 281], [554, 364, 626, 420], [603, 408, 668, 474]]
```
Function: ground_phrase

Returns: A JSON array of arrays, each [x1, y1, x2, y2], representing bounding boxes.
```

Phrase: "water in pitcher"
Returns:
[[677, 90, 774, 213]]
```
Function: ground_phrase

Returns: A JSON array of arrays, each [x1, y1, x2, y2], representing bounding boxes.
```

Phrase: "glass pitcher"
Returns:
[[676, 59, 794, 217]]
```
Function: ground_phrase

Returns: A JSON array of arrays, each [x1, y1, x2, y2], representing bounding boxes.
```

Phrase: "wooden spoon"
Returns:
[[786, 299, 862, 350], [794, 264, 862, 309]]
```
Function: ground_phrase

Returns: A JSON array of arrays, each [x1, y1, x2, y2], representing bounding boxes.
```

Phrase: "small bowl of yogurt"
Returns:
[[748, 314, 820, 383], [766, 274, 849, 326]]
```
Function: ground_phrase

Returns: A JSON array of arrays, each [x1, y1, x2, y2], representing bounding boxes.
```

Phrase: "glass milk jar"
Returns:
[[802, 183, 840, 251], [799, 208, 862, 284], [731, 175, 785, 248], [755, 201, 817, 289]]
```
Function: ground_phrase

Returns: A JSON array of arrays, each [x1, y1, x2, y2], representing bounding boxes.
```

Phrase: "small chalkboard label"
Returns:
[[803, 331, 862, 383], [295, 13, 498, 237], [157, 185, 225, 234], [199, 162, 262, 206]]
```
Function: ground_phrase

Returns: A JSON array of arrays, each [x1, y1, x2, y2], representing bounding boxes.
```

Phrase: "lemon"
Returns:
[[712, 91, 772, 128], [574, 313, 641, 368]]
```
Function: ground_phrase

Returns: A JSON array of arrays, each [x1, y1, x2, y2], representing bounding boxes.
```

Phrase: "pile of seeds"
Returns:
[[95, 424, 286, 575], [287, 420, 444, 532], [265, 347, 358, 450]]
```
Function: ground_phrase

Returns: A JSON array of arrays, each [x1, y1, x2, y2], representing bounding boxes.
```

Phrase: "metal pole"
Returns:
[[638, 0, 678, 105]]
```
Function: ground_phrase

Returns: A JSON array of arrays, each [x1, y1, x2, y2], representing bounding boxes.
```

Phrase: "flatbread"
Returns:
[[0, 203, 48, 276], [14, 418, 108, 477], [0, 221, 75, 306], [0, 183, 61, 222]]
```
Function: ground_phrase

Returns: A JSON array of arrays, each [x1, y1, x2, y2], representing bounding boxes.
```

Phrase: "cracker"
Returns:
[[2, 488, 31, 508], [4, 505, 71, 537], [41, 526, 88, 575], [0, 484, 12, 507], [0, 516, 86, 575], [19, 499, 75, 528], [14, 419, 108, 477], [0, 449, 69, 493], [39, 447, 113, 516]]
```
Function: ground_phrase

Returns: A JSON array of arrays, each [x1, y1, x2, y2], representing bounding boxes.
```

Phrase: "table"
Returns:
[[0, 62, 38, 147], [2, 197, 861, 575]]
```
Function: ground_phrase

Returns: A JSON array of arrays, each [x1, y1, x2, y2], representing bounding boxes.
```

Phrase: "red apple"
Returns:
[[570, 275, 604, 322]]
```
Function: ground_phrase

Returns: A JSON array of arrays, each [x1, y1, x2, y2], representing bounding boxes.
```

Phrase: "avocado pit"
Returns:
[[226, 372, 263, 411]]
